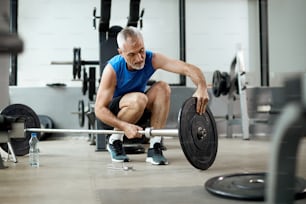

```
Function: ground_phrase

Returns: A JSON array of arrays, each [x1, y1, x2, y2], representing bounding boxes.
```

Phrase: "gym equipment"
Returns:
[[93, 0, 144, 30], [0, 0, 24, 168], [82, 67, 96, 101], [51, 47, 99, 80], [1, 97, 218, 170], [78, 100, 85, 127], [212, 70, 232, 97], [26, 128, 179, 136], [205, 75, 306, 203], [0, 104, 41, 156], [205, 172, 306, 201], [266, 75, 306, 204], [179, 96, 218, 170], [38, 115, 54, 140], [212, 49, 262, 140]]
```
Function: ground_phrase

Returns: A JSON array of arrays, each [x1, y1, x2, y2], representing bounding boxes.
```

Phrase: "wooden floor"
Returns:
[[1, 136, 306, 204]]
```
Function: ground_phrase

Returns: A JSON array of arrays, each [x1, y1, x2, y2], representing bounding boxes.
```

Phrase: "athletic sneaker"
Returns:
[[146, 143, 168, 165], [107, 140, 130, 162]]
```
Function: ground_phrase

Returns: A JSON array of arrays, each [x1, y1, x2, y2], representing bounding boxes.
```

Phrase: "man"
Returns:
[[95, 26, 209, 165]]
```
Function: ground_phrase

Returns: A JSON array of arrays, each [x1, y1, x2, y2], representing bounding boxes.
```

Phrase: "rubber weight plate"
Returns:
[[212, 70, 223, 97], [78, 99, 85, 127], [178, 97, 218, 170], [0, 104, 41, 156], [212, 70, 231, 97], [205, 172, 306, 201]]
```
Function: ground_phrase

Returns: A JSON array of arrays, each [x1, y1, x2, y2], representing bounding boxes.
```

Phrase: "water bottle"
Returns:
[[29, 132, 39, 167]]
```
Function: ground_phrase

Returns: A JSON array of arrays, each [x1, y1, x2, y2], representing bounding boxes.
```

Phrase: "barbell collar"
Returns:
[[148, 129, 178, 136]]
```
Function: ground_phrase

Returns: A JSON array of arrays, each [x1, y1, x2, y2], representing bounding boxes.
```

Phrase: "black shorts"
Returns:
[[101, 95, 151, 130]]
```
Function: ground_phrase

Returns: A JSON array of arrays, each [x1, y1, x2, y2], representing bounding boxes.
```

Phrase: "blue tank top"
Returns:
[[109, 50, 156, 97]]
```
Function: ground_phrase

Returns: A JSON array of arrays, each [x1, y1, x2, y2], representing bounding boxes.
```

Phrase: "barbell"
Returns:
[[25, 127, 178, 138], [0, 97, 218, 170], [51, 48, 99, 80]]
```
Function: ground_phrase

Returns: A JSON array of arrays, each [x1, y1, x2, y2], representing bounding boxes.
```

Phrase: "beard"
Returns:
[[130, 61, 145, 70]]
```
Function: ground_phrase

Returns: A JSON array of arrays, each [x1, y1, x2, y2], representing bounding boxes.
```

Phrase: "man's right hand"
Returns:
[[123, 123, 144, 139]]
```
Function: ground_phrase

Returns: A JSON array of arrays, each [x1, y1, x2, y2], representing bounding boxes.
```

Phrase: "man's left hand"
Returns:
[[193, 89, 209, 115]]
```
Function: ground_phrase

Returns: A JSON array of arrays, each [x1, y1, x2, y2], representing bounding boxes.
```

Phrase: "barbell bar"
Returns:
[[25, 128, 179, 138], [51, 60, 99, 66], [50, 48, 99, 80]]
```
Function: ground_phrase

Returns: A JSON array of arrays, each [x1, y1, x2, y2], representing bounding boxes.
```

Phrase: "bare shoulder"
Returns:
[[152, 52, 173, 69], [100, 64, 117, 86], [101, 64, 116, 78]]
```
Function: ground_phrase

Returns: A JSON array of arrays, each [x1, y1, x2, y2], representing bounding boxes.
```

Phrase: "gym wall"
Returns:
[[7, 0, 306, 131], [16, 0, 256, 87], [15, 0, 306, 87], [268, 0, 306, 86]]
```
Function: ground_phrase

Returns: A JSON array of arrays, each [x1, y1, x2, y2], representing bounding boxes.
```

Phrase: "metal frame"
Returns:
[[178, 0, 186, 86], [259, 0, 269, 86], [226, 50, 250, 140], [9, 0, 18, 85]]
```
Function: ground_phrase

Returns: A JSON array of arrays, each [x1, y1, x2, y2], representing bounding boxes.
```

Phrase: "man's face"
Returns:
[[119, 36, 146, 70]]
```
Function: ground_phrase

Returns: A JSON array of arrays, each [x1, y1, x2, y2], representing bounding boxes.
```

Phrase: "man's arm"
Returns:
[[152, 52, 209, 114], [94, 64, 128, 130]]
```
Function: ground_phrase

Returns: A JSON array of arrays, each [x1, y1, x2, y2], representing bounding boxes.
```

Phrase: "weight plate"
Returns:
[[78, 100, 85, 127], [212, 70, 231, 97], [88, 67, 96, 101], [222, 72, 231, 95], [73, 48, 77, 79], [212, 70, 222, 97], [0, 104, 41, 156], [82, 68, 88, 95], [76, 48, 82, 79], [178, 97, 218, 170], [38, 115, 54, 140], [205, 172, 306, 201]]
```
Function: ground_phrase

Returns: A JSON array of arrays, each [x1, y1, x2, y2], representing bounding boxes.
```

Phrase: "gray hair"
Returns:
[[117, 27, 143, 50]]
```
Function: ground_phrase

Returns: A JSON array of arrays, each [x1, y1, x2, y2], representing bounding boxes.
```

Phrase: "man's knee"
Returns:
[[154, 81, 171, 97], [121, 92, 148, 111]]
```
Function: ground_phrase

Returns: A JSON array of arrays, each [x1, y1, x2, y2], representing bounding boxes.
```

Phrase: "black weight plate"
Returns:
[[205, 172, 306, 201], [0, 104, 41, 156], [78, 100, 85, 127], [82, 68, 88, 95], [88, 67, 96, 101], [73, 48, 77, 79], [38, 115, 54, 140], [222, 72, 231, 95], [212, 70, 222, 97], [178, 97, 218, 170], [212, 70, 231, 97], [76, 48, 82, 79]]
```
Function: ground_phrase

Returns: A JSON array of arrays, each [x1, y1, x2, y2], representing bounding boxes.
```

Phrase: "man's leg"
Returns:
[[145, 81, 171, 165], [108, 92, 148, 162]]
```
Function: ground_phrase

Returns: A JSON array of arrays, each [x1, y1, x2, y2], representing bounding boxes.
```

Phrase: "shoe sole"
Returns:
[[146, 157, 168, 165], [107, 145, 130, 163]]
